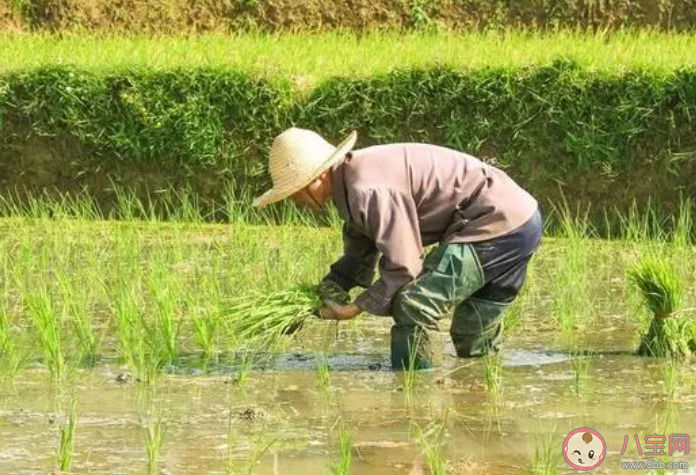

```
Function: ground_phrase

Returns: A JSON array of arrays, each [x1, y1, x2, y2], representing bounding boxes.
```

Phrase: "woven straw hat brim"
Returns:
[[253, 131, 357, 208]]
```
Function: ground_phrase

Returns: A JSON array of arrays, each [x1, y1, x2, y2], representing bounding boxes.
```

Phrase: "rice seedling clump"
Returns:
[[628, 256, 696, 359]]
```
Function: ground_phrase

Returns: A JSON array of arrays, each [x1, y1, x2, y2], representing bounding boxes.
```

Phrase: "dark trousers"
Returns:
[[390, 208, 543, 369]]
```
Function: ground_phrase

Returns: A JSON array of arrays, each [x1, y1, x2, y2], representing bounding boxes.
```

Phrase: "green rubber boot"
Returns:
[[391, 243, 485, 370], [450, 297, 509, 357], [390, 325, 434, 370]]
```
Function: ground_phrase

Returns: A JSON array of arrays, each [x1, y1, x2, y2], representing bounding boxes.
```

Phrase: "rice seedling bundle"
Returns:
[[223, 284, 321, 343], [628, 256, 696, 358]]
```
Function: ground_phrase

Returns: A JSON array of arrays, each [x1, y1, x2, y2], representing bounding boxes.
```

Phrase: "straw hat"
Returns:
[[252, 127, 357, 208]]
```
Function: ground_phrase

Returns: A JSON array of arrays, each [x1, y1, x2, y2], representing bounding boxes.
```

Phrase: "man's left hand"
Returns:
[[319, 300, 362, 321]]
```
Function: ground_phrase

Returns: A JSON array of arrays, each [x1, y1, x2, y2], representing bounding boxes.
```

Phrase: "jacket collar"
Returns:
[[330, 156, 352, 222]]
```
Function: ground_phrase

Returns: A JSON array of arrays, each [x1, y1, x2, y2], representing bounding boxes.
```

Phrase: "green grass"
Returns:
[[2, 31, 696, 76]]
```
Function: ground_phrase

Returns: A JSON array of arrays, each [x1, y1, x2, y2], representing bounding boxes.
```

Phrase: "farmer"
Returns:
[[253, 128, 542, 370]]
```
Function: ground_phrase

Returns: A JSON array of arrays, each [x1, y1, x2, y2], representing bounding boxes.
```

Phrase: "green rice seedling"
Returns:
[[56, 271, 98, 365], [659, 359, 684, 400], [530, 428, 560, 475], [148, 275, 181, 366], [114, 282, 143, 367], [192, 307, 220, 368], [399, 331, 425, 396], [222, 284, 320, 346], [483, 352, 503, 400], [642, 403, 681, 475], [225, 409, 236, 475], [329, 420, 353, 475], [656, 402, 680, 438], [226, 414, 277, 475], [24, 288, 65, 381], [142, 414, 167, 475], [113, 281, 164, 384], [57, 397, 77, 473], [629, 256, 682, 320], [191, 269, 229, 368], [550, 205, 593, 333], [316, 351, 331, 394], [411, 413, 450, 475], [0, 298, 28, 384], [640, 317, 696, 360], [628, 255, 696, 358], [0, 299, 11, 362], [230, 352, 256, 389], [569, 348, 592, 396], [503, 297, 523, 332]]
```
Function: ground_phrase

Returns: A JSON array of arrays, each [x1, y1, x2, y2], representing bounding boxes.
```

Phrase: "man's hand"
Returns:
[[317, 279, 351, 305], [319, 300, 362, 321]]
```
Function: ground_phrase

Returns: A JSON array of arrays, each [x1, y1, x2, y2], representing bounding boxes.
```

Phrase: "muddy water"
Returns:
[[1, 316, 695, 475]]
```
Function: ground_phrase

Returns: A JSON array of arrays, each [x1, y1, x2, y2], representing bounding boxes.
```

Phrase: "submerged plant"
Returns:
[[57, 397, 77, 473], [329, 419, 352, 475], [398, 332, 426, 397], [628, 256, 696, 358], [569, 348, 592, 396], [531, 429, 560, 475], [411, 413, 450, 475], [661, 360, 679, 400], [142, 412, 167, 475], [316, 351, 331, 393], [230, 352, 256, 389], [226, 413, 277, 475], [483, 352, 504, 400]]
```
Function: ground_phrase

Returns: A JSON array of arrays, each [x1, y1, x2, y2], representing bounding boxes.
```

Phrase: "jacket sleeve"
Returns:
[[322, 222, 380, 291], [353, 187, 424, 316]]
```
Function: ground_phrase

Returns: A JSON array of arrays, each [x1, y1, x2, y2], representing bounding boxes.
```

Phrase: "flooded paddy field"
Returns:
[[1, 216, 695, 475]]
